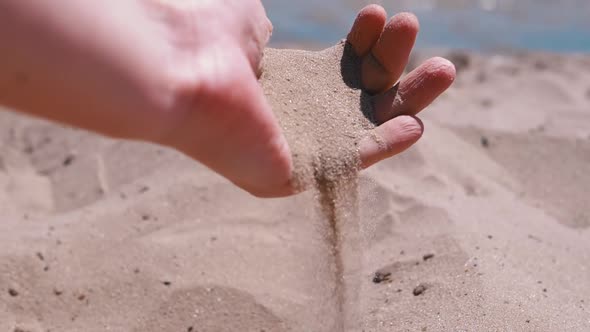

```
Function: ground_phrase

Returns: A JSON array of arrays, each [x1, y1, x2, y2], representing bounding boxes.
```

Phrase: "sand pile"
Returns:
[[1, 46, 590, 331]]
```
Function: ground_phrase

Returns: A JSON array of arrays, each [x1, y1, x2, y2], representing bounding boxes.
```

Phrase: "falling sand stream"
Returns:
[[261, 42, 377, 331]]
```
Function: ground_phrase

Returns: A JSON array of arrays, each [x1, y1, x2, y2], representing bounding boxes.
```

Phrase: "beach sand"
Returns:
[[1, 45, 589, 331]]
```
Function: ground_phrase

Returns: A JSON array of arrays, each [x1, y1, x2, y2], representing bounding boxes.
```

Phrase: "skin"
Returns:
[[0, 1, 455, 197]]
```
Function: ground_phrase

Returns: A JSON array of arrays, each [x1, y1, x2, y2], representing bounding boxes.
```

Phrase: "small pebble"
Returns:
[[413, 284, 427, 296], [423, 253, 435, 261], [481, 136, 490, 148], [372, 271, 392, 284]]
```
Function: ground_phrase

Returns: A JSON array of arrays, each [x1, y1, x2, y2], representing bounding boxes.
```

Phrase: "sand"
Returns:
[[261, 42, 375, 331], [261, 42, 375, 188], [1, 45, 590, 331]]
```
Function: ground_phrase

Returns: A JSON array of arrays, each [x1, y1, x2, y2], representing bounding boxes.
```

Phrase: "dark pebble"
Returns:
[[481, 99, 493, 108], [8, 288, 19, 297], [372, 271, 392, 284], [481, 136, 490, 148], [63, 154, 75, 167], [423, 253, 435, 261], [413, 284, 427, 296]]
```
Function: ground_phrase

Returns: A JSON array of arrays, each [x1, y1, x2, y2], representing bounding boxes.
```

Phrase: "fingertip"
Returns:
[[363, 12, 420, 94], [347, 5, 387, 56], [425, 57, 456, 85], [376, 12, 419, 56], [384, 115, 424, 143], [358, 4, 388, 30], [362, 4, 387, 19], [389, 12, 420, 34], [359, 115, 424, 169]]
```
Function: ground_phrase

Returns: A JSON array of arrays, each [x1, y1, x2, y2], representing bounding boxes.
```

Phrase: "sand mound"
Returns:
[[1, 47, 589, 331]]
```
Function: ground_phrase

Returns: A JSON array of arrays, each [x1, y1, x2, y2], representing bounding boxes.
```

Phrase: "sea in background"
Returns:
[[264, 0, 590, 53]]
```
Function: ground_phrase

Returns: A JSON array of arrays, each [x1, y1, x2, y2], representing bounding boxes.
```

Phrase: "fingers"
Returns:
[[347, 5, 387, 57], [359, 115, 424, 169], [362, 13, 419, 94], [346, 7, 420, 94], [345, 9, 453, 170], [373, 57, 456, 124]]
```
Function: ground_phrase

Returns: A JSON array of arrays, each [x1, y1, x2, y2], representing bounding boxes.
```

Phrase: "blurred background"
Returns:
[[264, 0, 590, 52]]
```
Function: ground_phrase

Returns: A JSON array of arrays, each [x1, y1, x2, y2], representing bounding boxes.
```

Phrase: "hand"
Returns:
[[157, 3, 455, 197], [0, 1, 455, 198]]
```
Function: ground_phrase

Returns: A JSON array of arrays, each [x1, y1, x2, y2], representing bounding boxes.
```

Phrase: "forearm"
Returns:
[[0, 0, 172, 140]]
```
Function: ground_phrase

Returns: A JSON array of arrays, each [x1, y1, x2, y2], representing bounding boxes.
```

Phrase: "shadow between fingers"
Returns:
[[340, 42, 395, 126]]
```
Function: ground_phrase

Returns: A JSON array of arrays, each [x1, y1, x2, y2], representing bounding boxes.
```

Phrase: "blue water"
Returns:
[[264, 0, 590, 53]]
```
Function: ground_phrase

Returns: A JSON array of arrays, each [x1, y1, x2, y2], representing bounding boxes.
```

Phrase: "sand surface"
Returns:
[[1, 46, 590, 331]]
